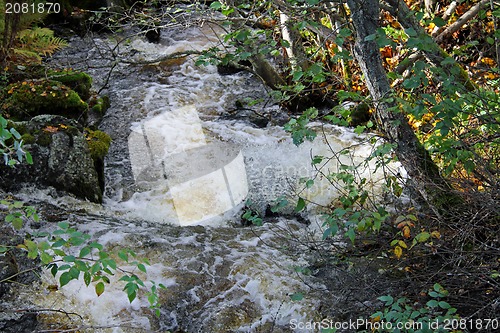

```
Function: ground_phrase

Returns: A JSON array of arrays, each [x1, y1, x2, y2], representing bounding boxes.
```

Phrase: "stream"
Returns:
[[6, 16, 402, 333]]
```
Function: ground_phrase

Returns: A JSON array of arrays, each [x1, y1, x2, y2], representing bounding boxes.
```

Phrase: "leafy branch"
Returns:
[[1, 201, 165, 316]]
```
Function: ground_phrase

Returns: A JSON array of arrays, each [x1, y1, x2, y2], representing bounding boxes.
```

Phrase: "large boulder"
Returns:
[[1, 79, 88, 121], [0, 115, 103, 203]]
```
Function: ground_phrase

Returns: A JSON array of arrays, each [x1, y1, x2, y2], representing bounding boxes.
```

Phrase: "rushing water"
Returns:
[[10, 20, 402, 333]]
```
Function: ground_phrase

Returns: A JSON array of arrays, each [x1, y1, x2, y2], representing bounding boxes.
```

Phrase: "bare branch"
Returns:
[[434, 0, 490, 44], [121, 50, 203, 65], [431, 1, 458, 37]]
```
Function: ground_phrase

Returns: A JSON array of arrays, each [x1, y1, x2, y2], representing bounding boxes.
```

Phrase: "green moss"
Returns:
[[48, 69, 93, 100], [36, 131, 53, 146], [21, 133, 35, 144], [85, 129, 111, 161], [2, 79, 88, 120], [6, 120, 28, 135], [91, 96, 110, 114]]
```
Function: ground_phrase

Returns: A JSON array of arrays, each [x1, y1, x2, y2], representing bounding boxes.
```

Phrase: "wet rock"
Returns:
[[0, 252, 18, 298], [0, 115, 103, 203], [145, 28, 161, 43], [217, 60, 252, 76], [222, 108, 270, 128], [0, 313, 39, 333]]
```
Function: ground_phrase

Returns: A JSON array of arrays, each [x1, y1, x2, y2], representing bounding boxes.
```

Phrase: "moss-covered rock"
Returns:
[[84, 129, 111, 162], [89, 95, 110, 115], [1, 79, 88, 121], [48, 69, 93, 100], [84, 128, 111, 193], [0, 115, 103, 203], [20, 133, 35, 144]]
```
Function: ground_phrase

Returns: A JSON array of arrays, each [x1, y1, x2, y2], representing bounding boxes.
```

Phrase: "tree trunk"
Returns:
[[346, 0, 459, 215]]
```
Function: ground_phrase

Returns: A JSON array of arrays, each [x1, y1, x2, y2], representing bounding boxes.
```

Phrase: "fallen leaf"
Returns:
[[43, 126, 59, 133], [403, 225, 411, 239], [394, 245, 403, 259]]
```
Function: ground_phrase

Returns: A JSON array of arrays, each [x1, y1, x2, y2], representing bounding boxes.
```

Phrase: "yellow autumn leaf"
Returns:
[[398, 240, 408, 249], [431, 231, 441, 239], [481, 57, 496, 66], [59, 124, 68, 129], [484, 72, 497, 80], [426, 22, 436, 33], [394, 245, 403, 259]]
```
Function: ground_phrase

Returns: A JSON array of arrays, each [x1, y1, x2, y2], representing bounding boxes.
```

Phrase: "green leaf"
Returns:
[[12, 217, 23, 230], [40, 252, 53, 264], [209, 1, 222, 10], [53, 249, 66, 256], [431, 17, 446, 27], [84, 271, 91, 286], [63, 255, 76, 262], [354, 125, 366, 134], [415, 232, 430, 243], [5, 214, 14, 223], [378, 295, 394, 305], [69, 266, 80, 279], [271, 197, 288, 213], [79, 246, 91, 258], [75, 260, 87, 272], [346, 228, 356, 243], [107, 259, 117, 270], [441, 57, 456, 66], [89, 242, 103, 250], [137, 263, 147, 273], [290, 293, 303, 301], [292, 70, 303, 81], [58, 221, 69, 230], [305, 179, 314, 188], [9, 128, 21, 139], [295, 197, 306, 212], [312, 155, 323, 165], [25, 240, 38, 259], [118, 249, 128, 262], [95, 281, 105, 297], [91, 263, 102, 275], [50, 263, 58, 277], [59, 271, 72, 287], [25, 152, 33, 164], [51, 239, 66, 248], [438, 301, 451, 309], [426, 299, 439, 308]]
